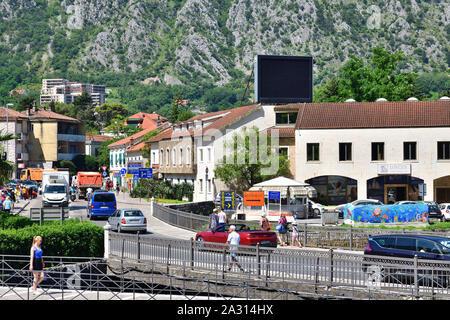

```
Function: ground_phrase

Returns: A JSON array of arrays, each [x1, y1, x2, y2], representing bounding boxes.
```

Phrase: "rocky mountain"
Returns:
[[0, 0, 448, 106]]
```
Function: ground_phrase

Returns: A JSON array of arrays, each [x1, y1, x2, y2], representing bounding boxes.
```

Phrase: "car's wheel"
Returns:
[[313, 209, 320, 218]]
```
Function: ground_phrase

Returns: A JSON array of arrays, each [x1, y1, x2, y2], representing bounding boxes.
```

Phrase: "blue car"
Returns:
[[88, 192, 117, 220], [363, 234, 450, 287]]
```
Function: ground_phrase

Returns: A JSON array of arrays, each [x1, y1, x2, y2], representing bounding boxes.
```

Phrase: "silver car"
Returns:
[[108, 209, 147, 234]]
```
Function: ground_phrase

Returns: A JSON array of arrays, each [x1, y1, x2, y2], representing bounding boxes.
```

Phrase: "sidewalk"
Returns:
[[11, 199, 31, 215], [115, 192, 196, 241]]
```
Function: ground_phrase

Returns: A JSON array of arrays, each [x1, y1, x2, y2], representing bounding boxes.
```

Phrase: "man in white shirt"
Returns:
[[218, 208, 227, 226], [86, 187, 93, 202], [226, 225, 244, 272]]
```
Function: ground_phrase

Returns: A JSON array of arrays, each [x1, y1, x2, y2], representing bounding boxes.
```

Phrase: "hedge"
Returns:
[[0, 219, 104, 257]]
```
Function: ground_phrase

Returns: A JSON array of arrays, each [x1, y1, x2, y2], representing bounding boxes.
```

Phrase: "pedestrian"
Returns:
[[3, 196, 13, 214], [22, 186, 28, 200], [260, 212, 271, 231], [218, 208, 227, 226], [291, 221, 302, 248], [276, 213, 288, 246], [115, 183, 120, 195], [226, 225, 245, 273], [86, 187, 93, 202], [15, 186, 20, 203], [210, 208, 219, 231], [29, 236, 45, 295]]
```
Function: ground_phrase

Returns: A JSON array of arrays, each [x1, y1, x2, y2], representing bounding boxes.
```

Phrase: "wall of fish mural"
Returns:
[[343, 203, 429, 223]]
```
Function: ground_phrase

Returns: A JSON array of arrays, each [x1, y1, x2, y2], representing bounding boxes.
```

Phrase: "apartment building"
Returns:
[[293, 99, 450, 205], [0, 107, 30, 178], [40, 79, 106, 106], [24, 107, 85, 168]]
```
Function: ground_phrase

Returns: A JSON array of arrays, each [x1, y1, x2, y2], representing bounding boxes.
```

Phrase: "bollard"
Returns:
[[256, 244, 261, 277], [103, 224, 111, 259]]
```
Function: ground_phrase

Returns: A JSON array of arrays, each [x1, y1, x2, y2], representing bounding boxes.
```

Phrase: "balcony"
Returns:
[[57, 134, 85, 143]]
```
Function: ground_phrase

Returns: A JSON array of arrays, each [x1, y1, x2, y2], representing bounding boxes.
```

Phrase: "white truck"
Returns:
[[41, 171, 70, 207]]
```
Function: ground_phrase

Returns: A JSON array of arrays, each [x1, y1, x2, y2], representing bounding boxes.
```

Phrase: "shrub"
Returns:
[[0, 219, 104, 257]]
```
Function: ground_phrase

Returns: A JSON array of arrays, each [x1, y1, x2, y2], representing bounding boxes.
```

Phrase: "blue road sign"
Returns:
[[133, 174, 139, 181], [102, 171, 108, 177], [120, 168, 127, 175], [268, 191, 281, 200], [127, 164, 142, 175], [221, 191, 235, 211], [138, 168, 153, 179]]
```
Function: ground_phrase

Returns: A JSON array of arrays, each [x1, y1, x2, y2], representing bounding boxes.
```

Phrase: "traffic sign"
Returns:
[[138, 168, 153, 179], [221, 191, 235, 211], [101, 166, 108, 172], [133, 174, 139, 181], [120, 168, 127, 175], [127, 163, 142, 175], [268, 191, 281, 200], [102, 171, 107, 177], [243, 191, 265, 207]]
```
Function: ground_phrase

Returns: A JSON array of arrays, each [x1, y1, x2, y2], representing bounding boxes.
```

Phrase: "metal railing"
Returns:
[[107, 232, 450, 299], [30, 207, 70, 226], [153, 202, 450, 250]]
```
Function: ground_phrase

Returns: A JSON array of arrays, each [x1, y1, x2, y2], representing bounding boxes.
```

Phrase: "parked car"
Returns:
[[195, 224, 277, 248], [440, 203, 450, 221], [393, 201, 418, 205], [424, 201, 444, 222], [309, 200, 325, 217], [362, 234, 450, 286], [335, 199, 384, 219], [88, 192, 117, 220], [108, 209, 147, 234]]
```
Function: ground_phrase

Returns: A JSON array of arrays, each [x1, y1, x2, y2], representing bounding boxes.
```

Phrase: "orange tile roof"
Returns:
[[22, 108, 80, 123], [128, 141, 146, 152], [0, 107, 27, 120], [294, 100, 450, 129], [108, 127, 155, 148], [86, 135, 112, 142]]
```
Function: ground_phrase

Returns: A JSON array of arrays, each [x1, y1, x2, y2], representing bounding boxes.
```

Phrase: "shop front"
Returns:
[[367, 175, 424, 204], [305, 176, 357, 206]]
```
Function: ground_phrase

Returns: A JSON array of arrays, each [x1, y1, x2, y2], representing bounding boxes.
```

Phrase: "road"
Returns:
[[19, 194, 197, 241]]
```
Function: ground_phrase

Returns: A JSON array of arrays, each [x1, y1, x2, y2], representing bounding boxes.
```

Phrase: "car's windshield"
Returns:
[[93, 194, 116, 202], [124, 210, 143, 217], [44, 185, 66, 193]]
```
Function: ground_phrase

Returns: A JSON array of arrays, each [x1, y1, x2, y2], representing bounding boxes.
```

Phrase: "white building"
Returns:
[[293, 99, 450, 205]]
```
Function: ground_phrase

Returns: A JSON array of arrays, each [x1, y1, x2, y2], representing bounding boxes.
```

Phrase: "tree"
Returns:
[[94, 103, 128, 128], [214, 127, 290, 193], [315, 47, 422, 102]]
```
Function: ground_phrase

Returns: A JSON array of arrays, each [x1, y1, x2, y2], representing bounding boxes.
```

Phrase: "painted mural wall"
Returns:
[[343, 203, 429, 223]]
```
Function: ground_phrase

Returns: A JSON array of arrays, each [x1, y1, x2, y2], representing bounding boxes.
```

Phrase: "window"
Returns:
[[279, 147, 289, 158], [160, 149, 164, 165], [172, 149, 176, 166], [166, 149, 170, 166], [208, 148, 211, 162], [200, 148, 203, 162], [395, 237, 415, 251], [374, 237, 395, 249], [207, 179, 211, 193], [93, 194, 116, 202], [186, 147, 190, 165], [275, 112, 298, 125], [307, 143, 320, 161], [438, 142, 450, 160], [199, 179, 203, 193], [371, 142, 384, 161], [339, 143, 352, 161], [416, 239, 440, 254], [152, 151, 156, 164], [179, 148, 183, 165], [403, 142, 417, 161]]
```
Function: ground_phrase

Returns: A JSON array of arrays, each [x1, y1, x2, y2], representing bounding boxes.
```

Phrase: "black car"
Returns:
[[424, 201, 444, 222], [363, 234, 450, 287]]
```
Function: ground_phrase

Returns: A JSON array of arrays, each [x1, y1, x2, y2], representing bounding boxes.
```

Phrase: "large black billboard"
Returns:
[[254, 55, 313, 104]]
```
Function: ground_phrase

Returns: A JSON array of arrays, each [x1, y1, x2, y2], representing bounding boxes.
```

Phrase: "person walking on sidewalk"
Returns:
[[260, 212, 271, 231], [29, 236, 45, 295], [210, 208, 219, 231], [218, 208, 227, 227], [226, 225, 245, 273], [276, 213, 288, 246], [3, 196, 13, 214], [291, 221, 302, 248]]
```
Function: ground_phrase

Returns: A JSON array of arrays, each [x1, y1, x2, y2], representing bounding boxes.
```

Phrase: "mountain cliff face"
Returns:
[[0, 0, 448, 96]]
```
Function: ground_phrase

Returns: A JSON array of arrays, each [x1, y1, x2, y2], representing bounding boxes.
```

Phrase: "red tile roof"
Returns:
[[108, 127, 155, 148], [294, 100, 450, 129], [0, 107, 27, 120], [128, 141, 146, 152], [86, 135, 112, 142], [22, 108, 80, 123], [125, 112, 168, 131]]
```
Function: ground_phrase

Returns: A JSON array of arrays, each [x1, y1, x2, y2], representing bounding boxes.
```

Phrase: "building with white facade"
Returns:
[[293, 99, 450, 205], [40, 79, 106, 106]]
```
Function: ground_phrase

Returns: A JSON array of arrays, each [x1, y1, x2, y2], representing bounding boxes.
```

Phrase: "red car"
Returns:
[[195, 224, 277, 248]]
